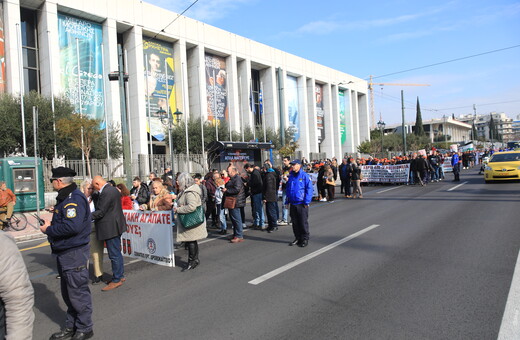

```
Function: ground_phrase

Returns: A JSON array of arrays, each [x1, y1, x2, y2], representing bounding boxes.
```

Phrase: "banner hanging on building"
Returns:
[[143, 38, 175, 141], [58, 13, 104, 120], [360, 164, 410, 183], [0, 3, 6, 93], [205, 54, 228, 122], [286, 75, 300, 141], [339, 90, 347, 145], [121, 210, 175, 267], [315, 84, 325, 142]]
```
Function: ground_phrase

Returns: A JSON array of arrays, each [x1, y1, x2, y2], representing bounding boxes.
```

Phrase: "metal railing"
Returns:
[[42, 154, 206, 191]]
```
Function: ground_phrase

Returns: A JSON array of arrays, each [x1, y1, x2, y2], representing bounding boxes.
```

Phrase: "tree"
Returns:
[[90, 122, 124, 160], [414, 97, 425, 136], [24, 92, 78, 159], [488, 114, 500, 141], [0, 93, 22, 156], [57, 115, 103, 177]]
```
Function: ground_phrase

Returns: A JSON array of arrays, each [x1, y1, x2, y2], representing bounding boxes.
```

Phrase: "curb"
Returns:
[[12, 232, 47, 243]]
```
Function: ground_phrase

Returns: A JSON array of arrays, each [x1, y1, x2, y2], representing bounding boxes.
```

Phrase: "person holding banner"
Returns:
[[174, 173, 208, 271]]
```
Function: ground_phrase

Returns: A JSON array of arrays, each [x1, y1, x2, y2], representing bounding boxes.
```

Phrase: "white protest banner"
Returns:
[[308, 172, 319, 197], [450, 144, 458, 152], [442, 156, 453, 173], [418, 149, 427, 157], [360, 164, 410, 183], [121, 210, 175, 267]]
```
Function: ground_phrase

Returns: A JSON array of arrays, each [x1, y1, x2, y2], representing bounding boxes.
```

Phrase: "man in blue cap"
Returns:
[[40, 167, 93, 340], [285, 159, 314, 247]]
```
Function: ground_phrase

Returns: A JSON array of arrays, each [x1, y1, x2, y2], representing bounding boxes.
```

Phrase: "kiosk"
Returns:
[[207, 141, 275, 173], [0, 157, 44, 212]]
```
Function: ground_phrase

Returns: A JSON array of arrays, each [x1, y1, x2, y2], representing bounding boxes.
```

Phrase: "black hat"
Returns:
[[51, 167, 77, 178]]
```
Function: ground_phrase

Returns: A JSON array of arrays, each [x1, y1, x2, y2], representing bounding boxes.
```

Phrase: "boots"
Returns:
[[183, 241, 200, 271]]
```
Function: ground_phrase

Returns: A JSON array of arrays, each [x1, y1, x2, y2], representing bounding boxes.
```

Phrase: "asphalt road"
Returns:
[[19, 169, 520, 340]]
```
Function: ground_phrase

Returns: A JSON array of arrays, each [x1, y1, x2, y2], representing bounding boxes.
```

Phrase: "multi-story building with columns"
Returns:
[[1, 0, 370, 163]]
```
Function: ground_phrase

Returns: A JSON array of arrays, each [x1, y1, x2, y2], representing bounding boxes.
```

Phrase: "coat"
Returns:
[[0, 232, 34, 340], [262, 170, 278, 202], [147, 189, 173, 211], [176, 184, 208, 242], [92, 184, 127, 241], [224, 174, 246, 208]]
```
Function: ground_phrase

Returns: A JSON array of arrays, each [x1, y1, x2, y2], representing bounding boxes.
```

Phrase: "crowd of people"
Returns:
[[1, 146, 498, 339]]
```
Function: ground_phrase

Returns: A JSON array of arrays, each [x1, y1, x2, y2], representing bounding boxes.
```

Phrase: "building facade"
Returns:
[[385, 117, 472, 144], [1, 0, 370, 164], [459, 112, 514, 142]]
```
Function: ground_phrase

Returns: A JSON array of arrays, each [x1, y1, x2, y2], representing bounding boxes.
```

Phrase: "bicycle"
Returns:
[[2, 212, 39, 231]]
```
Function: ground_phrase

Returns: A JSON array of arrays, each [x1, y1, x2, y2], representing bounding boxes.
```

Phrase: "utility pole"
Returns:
[[401, 90, 407, 155], [108, 44, 131, 187]]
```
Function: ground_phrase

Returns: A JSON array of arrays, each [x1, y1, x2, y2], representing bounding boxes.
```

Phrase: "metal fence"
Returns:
[[42, 154, 206, 192]]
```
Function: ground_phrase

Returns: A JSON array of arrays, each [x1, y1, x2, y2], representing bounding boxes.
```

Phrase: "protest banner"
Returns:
[[442, 156, 453, 173], [121, 210, 175, 267], [308, 172, 319, 197], [360, 164, 410, 183]]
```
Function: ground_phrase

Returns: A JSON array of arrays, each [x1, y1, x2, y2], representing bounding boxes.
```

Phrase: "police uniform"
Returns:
[[44, 167, 93, 340]]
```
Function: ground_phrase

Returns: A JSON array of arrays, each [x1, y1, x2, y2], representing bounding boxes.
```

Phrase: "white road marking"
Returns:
[[248, 224, 380, 285], [447, 181, 468, 191], [498, 250, 520, 340], [377, 186, 403, 194]]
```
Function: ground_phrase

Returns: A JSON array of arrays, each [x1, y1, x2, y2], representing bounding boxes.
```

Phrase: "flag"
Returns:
[[259, 86, 263, 116], [250, 82, 256, 116]]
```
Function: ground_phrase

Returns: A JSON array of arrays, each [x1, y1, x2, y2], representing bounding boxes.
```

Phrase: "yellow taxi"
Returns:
[[484, 150, 520, 183]]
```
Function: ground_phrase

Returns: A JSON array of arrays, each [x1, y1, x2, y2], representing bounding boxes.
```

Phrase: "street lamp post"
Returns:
[[377, 120, 386, 157], [159, 107, 183, 173]]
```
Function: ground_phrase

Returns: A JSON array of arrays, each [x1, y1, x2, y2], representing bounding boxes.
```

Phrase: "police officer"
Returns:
[[40, 167, 93, 340]]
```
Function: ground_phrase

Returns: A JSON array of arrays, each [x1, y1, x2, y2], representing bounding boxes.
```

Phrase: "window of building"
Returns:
[[251, 69, 261, 127], [20, 8, 40, 93]]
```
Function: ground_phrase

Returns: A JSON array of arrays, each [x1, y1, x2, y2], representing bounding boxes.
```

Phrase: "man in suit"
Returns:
[[91, 176, 127, 291]]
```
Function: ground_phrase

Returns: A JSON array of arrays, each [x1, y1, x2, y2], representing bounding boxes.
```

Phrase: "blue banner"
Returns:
[[58, 13, 104, 120], [286, 75, 300, 141]]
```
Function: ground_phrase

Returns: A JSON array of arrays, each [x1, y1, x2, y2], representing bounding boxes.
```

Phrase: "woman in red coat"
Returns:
[[116, 183, 133, 210]]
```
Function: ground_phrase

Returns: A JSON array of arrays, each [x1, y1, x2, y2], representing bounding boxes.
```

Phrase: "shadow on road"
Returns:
[[32, 282, 66, 327]]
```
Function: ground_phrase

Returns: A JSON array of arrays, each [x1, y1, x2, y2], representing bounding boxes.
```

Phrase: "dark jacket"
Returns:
[[46, 183, 91, 254], [416, 157, 428, 172], [248, 169, 263, 195], [263, 170, 278, 202], [92, 184, 127, 241], [130, 183, 149, 205], [205, 177, 217, 201], [224, 174, 246, 208], [351, 165, 362, 181], [338, 162, 352, 180]]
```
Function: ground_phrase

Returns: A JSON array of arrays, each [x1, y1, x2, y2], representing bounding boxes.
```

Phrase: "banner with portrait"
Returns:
[[0, 3, 6, 93], [316, 84, 325, 142], [360, 164, 410, 183], [205, 54, 228, 122], [58, 13, 104, 120], [121, 210, 175, 267], [339, 90, 348, 145], [143, 38, 175, 141], [286, 75, 300, 141]]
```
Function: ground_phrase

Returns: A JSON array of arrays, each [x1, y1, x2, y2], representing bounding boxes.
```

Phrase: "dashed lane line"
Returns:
[[248, 224, 380, 285], [498, 250, 520, 340], [447, 181, 468, 191]]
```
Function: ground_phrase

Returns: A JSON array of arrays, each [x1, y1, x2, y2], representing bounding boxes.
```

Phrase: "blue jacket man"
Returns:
[[451, 152, 460, 181], [285, 159, 313, 247], [41, 167, 93, 340]]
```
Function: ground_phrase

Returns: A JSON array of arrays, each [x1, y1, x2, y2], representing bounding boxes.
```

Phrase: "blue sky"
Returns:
[[146, 0, 520, 125]]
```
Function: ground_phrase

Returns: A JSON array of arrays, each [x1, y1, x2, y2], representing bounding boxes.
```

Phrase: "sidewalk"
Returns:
[[6, 211, 52, 243]]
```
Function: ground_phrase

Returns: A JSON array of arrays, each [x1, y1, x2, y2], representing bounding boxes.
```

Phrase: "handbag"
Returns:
[[178, 192, 205, 229], [223, 196, 236, 210], [178, 205, 205, 229]]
